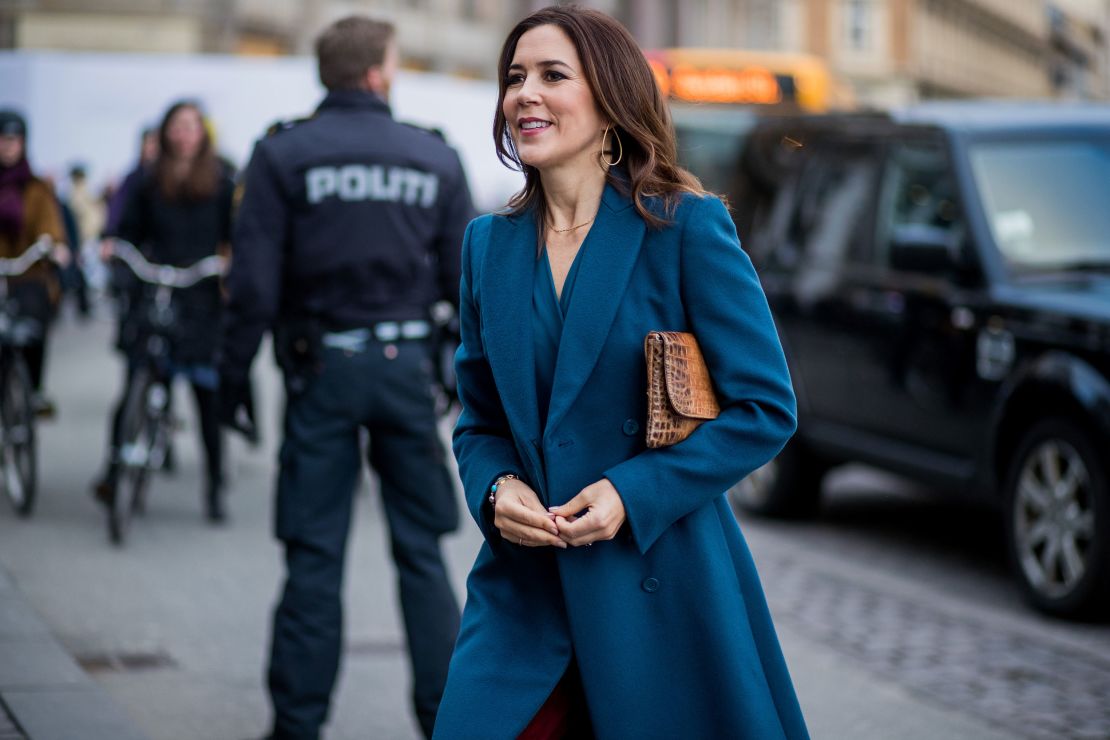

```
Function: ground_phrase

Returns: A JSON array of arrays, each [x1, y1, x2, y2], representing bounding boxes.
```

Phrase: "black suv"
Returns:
[[684, 102, 1110, 618]]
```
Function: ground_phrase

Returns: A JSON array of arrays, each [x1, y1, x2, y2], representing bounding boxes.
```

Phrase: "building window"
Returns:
[[741, 0, 780, 50], [517, 0, 547, 20], [0, 18, 14, 50], [844, 0, 873, 51]]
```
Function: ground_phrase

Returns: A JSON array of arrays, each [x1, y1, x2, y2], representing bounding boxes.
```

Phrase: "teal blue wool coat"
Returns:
[[434, 183, 810, 740]]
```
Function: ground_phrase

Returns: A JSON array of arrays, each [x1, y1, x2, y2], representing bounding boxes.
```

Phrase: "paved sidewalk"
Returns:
[[0, 313, 1046, 739], [0, 563, 147, 740], [0, 546, 1016, 740], [776, 616, 1013, 740]]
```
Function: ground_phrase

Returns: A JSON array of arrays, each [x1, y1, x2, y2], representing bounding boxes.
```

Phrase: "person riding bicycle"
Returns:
[[0, 109, 66, 416], [94, 100, 235, 523]]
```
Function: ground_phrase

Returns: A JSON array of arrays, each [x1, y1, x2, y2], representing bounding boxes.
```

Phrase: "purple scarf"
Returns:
[[0, 159, 33, 239]]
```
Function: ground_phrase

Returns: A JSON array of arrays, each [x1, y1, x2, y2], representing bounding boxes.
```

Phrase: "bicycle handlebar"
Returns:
[[108, 239, 226, 289], [0, 236, 59, 277]]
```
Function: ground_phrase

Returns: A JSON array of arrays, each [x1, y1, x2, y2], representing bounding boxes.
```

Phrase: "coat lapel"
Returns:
[[481, 210, 543, 448], [544, 183, 645, 438]]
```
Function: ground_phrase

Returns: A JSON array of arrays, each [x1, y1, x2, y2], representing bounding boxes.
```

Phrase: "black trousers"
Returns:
[[268, 340, 460, 740], [105, 365, 223, 489], [10, 281, 53, 391]]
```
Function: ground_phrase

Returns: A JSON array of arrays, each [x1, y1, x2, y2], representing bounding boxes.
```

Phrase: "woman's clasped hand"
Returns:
[[493, 478, 627, 549]]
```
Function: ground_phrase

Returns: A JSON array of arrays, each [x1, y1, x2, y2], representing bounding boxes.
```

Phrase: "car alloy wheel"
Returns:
[[1012, 437, 1094, 600], [728, 437, 826, 519], [1005, 418, 1109, 617]]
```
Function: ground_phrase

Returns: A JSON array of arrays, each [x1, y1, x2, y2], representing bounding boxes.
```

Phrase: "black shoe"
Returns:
[[93, 460, 120, 507], [161, 443, 176, 474], [205, 483, 226, 524], [92, 476, 115, 507]]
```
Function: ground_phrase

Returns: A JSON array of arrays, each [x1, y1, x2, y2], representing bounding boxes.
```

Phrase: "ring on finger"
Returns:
[[519, 536, 524, 546]]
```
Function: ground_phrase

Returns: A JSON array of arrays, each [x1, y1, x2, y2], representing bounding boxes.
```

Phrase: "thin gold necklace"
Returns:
[[548, 217, 594, 233]]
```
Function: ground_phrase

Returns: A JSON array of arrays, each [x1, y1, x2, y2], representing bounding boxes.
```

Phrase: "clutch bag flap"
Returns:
[[644, 331, 720, 449]]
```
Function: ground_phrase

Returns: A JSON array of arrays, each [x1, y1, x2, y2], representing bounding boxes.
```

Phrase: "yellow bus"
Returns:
[[645, 48, 848, 197], [645, 48, 840, 112]]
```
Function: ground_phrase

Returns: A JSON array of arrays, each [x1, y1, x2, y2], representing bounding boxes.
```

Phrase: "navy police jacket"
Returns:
[[221, 89, 474, 383]]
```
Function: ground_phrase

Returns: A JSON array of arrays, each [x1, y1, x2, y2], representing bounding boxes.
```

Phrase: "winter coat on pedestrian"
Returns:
[[0, 159, 65, 316], [67, 179, 105, 245], [435, 182, 810, 740], [113, 166, 233, 367]]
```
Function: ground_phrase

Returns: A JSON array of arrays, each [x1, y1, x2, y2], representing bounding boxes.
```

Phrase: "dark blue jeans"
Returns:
[[268, 340, 460, 739]]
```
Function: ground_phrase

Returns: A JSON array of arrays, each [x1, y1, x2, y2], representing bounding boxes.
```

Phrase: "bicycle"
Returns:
[[103, 239, 225, 544], [0, 236, 65, 517]]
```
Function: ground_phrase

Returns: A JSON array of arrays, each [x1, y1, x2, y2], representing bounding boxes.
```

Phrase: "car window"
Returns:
[[672, 106, 756, 198], [675, 125, 748, 198], [768, 142, 878, 271], [969, 136, 1110, 270], [875, 139, 965, 270], [732, 128, 809, 261]]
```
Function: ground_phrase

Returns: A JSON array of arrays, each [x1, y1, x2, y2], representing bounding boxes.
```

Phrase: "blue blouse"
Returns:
[[533, 240, 588, 433]]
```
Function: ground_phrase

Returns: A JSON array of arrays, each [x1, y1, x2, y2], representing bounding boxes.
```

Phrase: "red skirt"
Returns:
[[518, 659, 594, 740]]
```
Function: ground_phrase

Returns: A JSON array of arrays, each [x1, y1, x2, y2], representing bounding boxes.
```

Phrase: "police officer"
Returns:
[[219, 16, 472, 740]]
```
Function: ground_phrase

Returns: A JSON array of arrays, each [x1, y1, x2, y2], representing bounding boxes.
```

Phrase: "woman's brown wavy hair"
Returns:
[[154, 100, 220, 201], [494, 5, 707, 230]]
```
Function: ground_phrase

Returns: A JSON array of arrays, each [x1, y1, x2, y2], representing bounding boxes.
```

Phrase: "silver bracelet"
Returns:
[[488, 474, 519, 508]]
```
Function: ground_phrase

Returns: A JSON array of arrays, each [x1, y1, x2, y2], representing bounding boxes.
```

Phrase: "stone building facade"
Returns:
[[2, 0, 1107, 102]]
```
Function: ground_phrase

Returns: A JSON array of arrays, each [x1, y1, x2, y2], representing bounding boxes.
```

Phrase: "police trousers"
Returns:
[[268, 339, 460, 740]]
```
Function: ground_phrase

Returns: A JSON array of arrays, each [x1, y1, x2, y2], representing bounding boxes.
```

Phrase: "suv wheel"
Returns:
[[1004, 418, 1109, 618], [729, 437, 826, 518]]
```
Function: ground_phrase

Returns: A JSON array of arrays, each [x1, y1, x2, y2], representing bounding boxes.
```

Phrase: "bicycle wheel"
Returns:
[[0, 354, 37, 518], [111, 368, 166, 544]]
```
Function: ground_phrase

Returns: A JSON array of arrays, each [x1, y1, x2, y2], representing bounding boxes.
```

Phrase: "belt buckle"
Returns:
[[400, 320, 428, 340], [322, 328, 371, 352], [374, 322, 401, 342]]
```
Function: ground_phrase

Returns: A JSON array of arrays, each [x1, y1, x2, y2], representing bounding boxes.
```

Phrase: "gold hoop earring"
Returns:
[[601, 124, 623, 167]]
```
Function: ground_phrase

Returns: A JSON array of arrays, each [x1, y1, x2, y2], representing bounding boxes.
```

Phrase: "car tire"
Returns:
[[1004, 418, 1110, 619], [728, 437, 826, 519]]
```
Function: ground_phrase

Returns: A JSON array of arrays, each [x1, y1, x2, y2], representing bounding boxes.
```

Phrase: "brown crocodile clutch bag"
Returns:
[[644, 331, 720, 448]]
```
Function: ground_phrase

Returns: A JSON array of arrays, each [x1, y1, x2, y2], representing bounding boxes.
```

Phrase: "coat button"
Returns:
[[642, 577, 659, 593], [622, 419, 639, 436]]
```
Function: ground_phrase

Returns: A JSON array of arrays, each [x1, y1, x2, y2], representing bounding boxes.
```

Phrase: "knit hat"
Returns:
[[0, 110, 27, 138]]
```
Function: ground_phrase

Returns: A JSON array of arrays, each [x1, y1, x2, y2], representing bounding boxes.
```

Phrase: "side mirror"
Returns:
[[890, 224, 960, 273]]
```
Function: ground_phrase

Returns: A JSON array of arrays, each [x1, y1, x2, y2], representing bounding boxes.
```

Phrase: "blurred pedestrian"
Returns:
[[105, 127, 158, 235], [67, 164, 105, 246], [435, 7, 809, 739], [51, 178, 80, 257], [0, 109, 66, 416], [220, 15, 473, 739], [61, 164, 99, 316], [94, 100, 234, 523], [100, 128, 158, 346]]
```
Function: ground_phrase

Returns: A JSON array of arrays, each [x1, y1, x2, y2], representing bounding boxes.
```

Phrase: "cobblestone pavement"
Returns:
[[2, 310, 1108, 739], [760, 551, 1110, 740]]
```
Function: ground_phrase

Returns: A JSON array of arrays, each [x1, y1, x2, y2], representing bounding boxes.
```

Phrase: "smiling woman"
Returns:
[[492, 7, 703, 235], [501, 26, 604, 180], [433, 5, 810, 740]]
